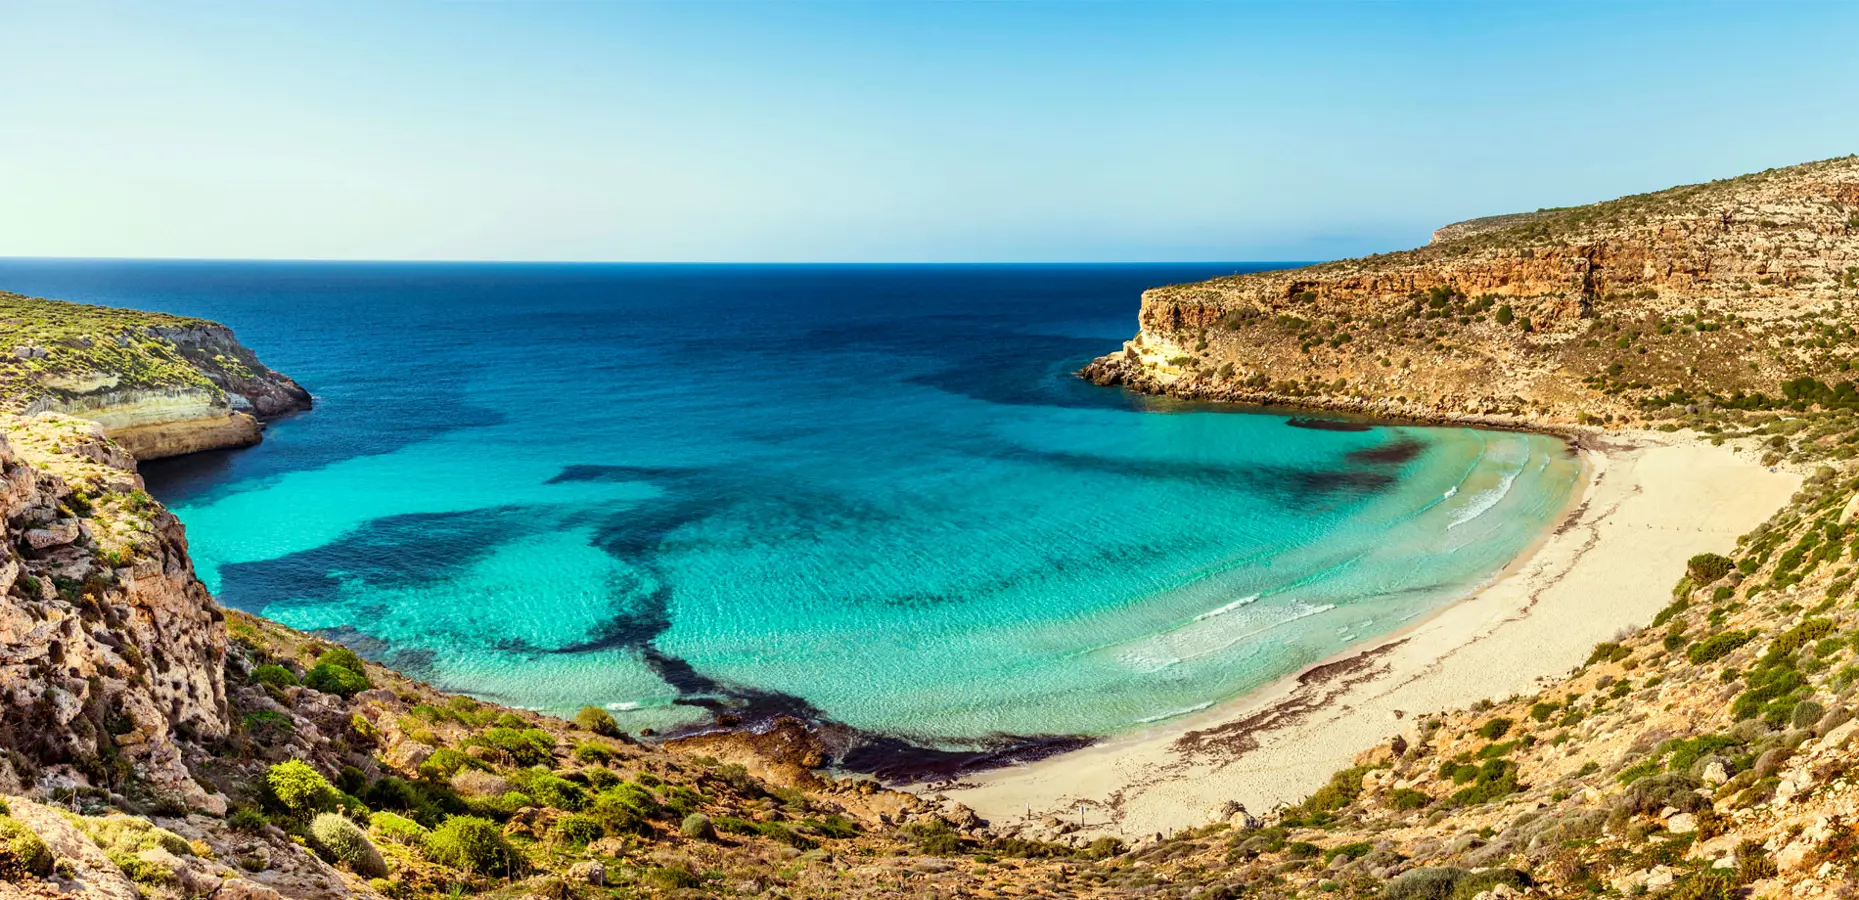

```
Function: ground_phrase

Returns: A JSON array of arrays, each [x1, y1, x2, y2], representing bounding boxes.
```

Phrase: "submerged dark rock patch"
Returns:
[[1285, 417, 1375, 432], [218, 504, 548, 612], [1346, 437, 1426, 465]]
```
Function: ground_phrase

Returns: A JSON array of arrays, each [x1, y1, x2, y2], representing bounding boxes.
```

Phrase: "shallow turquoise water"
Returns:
[[0, 261, 1579, 759]]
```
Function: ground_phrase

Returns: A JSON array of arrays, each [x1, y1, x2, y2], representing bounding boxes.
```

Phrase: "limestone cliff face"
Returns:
[[1086, 155, 1859, 427], [3, 294, 311, 459], [0, 415, 229, 813]]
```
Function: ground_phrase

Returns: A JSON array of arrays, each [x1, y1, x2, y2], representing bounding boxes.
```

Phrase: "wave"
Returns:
[[1113, 601, 1340, 674], [1134, 700, 1215, 724], [1192, 593, 1261, 622], [1448, 459, 1525, 530]]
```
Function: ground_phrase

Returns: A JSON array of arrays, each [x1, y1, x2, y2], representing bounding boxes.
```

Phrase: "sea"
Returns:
[[0, 260, 1580, 773]]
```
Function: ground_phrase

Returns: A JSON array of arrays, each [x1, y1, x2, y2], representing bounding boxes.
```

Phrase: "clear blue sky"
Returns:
[[2, 1, 1855, 263]]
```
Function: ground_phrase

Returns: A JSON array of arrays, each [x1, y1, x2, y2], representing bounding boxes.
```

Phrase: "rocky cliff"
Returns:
[[1084, 155, 1859, 431], [2, 292, 311, 459]]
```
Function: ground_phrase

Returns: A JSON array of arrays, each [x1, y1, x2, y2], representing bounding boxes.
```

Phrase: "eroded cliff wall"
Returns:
[[3, 294, 311, 459], [1086, 155, 1859, 427], [0, 416, 230, 811]]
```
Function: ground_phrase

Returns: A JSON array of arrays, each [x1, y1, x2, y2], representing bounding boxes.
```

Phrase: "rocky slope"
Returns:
[[2, 292, 310, 459], [1084, 155, 1859, 431]]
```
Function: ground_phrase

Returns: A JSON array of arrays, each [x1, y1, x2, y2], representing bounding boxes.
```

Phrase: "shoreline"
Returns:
[[916, 428, 1801, 840]]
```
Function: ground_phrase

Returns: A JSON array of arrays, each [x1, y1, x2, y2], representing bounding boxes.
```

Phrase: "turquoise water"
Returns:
[[0, 261, 1579, 767]]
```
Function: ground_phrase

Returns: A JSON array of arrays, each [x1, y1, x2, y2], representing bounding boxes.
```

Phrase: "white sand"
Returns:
[[928, 431, 1801, 839]]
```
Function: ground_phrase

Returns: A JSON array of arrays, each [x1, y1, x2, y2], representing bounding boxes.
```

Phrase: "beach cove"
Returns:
[[937, 430, 1802, 840]]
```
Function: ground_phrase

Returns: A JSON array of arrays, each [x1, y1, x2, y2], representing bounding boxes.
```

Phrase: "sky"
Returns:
[[2, 1, 1856, 263]]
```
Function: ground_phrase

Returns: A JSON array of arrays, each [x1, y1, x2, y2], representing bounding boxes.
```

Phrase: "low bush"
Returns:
[[1687, 553, 1735, 584], [1617, 773, 1710, 815], [369, 811, 428, 845], [1476, 718, 1513, 740], [316, 647, 368, 674], [267, 760, 339, 817], [424, 816, 520, 876], [251, 664, 298, 688], [418, 748, 478, 781], [304, 661, 369, 697], [464, 727, 555, 767], [552, 814, 603, 847], [1688, 631, 1756, 664], [507, 768, 586, 811], [310, 812, 387, 878], [681, 813, 714, 839], [574, 706, 620, 736], [0, 816, 53, 880]]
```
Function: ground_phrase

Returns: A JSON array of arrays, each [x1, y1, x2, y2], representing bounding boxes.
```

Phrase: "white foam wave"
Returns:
[[1134, 700, 1216, 724], [1448, 466, 1521, 529], [605, 700, 645, 712], [1192, 594, 1261, 622], [1114, 601, 1340, 674]]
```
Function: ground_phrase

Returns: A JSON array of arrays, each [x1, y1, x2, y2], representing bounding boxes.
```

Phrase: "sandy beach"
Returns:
[[926, 429, 1802, 840]]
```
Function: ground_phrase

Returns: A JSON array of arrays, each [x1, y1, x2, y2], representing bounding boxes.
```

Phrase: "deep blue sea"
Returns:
[[0, 260, 1578, 767]]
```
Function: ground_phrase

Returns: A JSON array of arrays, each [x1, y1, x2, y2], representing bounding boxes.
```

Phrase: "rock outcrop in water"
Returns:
[[2, 292, 310, 459], [1084, 155, 1859, 431]]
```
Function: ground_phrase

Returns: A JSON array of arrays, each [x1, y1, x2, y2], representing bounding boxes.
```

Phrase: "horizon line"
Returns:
[[0, 255, 1320, 268]]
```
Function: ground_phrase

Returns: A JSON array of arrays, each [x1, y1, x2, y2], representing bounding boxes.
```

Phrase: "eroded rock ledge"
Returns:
[[3, 293, 311, 459]]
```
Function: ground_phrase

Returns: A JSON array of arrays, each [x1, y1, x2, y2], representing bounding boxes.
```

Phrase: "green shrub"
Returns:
[[1687, 553, 1735, 584], [507, 768, 586, 811], [573, 706, 620, 736], [227, 807, 268, 833], [1528, 702, 1559, 722], [1791, 699, 1827, 729], [899, 820, 952, 854], [1494, 306, 1514, 326], [660, 784, 705, 819], [310, 812, 387, 878], [599, 783, 662, 819], [1476, 718, 1513, 740], [317, 647, 368, 674], [571, 743, 615, 764], [423, 816, 520, 876], [70, 815, 192, 857], [111, 852, 174, 886], [1668, 870, 1737, 900], [267, 760, 339, 816], [369, 812, 428, 846], [680, 813, 715, 839], [1382, 867, 1470, 900], [304, 662, 370, 697], [1390, 788, 1431, 810], [552, 814, 603, 847], [1286, 765, 1373, 823], [1325, 841, 1372, 862], [1764, 619, 1837, 664], [712, 815, 759, 836], [1588, 642, 1631, 665], [644, 866, 702, 890], [251, 664, 298, 688], [0, 816, 53, 880], [1688, 631, 1756, 664], [464, 727, 555, 767], [1617, 773, 1710, 815], [1449, 759, 1520, 805], [418, 748, 478, 781]]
